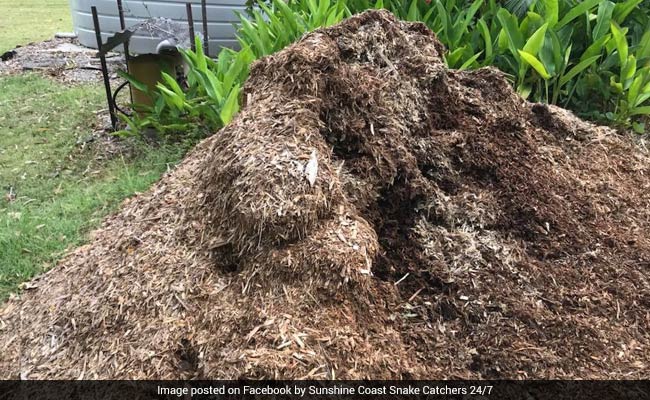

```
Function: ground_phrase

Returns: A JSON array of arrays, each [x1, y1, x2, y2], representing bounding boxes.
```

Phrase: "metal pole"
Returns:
[[116, 0, 129, 59], [201, 0, 209, 55], [186, 3, 196, 52], [91, 6, 118, 131], [117, 0, 129, 56], [116, 0, 132, 103]]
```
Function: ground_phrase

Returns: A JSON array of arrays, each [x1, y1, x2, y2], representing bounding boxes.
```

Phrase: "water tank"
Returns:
[[69, 0, 246, 56]]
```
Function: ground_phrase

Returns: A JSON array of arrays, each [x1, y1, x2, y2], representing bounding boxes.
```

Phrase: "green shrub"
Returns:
[[237, 0, 348, 58], [118, 0, 346, 137], [121, 0, 650, 135], [345, 0, 650, 131], [117, 37, 253, 138]]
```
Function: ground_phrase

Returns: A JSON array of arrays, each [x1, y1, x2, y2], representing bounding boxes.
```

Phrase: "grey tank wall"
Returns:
[[69, 0, 246, 56]]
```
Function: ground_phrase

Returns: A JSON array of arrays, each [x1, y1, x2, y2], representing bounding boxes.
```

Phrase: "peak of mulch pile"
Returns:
[[1, 10, 650, 379]]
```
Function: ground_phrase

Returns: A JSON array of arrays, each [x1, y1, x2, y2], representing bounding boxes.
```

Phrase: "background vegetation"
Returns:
[[130, 0, 650, 135]]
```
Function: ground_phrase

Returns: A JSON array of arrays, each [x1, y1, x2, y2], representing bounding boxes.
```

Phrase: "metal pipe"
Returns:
[[201, 0, 209, 55], [91, 6, 118, 131], [112, 81, 132, 117], [116, 0, 129, 59], [116, 0, 132, 103], [186, 3, 196, 51]]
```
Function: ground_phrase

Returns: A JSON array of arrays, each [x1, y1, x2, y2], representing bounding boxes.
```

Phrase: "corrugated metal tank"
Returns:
[[69, 0, 246, 56]]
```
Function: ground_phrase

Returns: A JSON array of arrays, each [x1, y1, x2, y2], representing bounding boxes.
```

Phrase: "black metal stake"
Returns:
[[116, 0, 129, 59], [91, 6, 118, 131], [186, 3, 196, 51], [201, 0, 209, 55], [116, 0, 132, 103]]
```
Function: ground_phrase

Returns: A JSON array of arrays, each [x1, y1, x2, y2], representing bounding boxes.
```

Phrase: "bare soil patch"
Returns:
[[0, 37, 123, 83]]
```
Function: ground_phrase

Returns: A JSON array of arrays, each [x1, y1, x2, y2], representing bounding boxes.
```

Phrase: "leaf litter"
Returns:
[[1, 10, 649, 379]]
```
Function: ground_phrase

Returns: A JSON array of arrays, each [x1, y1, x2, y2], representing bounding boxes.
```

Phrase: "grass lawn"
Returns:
[[0, 74, 186, 299], [0, 0, 72, 53]]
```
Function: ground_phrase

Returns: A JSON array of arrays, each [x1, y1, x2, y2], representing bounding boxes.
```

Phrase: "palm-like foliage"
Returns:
[[123, 0, 650, 136]]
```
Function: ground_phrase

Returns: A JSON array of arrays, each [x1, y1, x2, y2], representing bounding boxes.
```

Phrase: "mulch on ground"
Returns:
[[0, 37, 123, 83], [1, 10, 649, 379]]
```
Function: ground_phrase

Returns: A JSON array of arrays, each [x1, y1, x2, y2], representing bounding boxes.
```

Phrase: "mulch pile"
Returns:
[[1, 10, 650, 379]]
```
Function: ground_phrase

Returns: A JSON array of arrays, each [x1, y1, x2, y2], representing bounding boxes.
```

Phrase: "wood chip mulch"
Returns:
[[1, 10, 649, 379]]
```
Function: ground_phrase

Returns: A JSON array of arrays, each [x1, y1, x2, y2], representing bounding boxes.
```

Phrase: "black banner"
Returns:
[[1, 380, 649, 400]]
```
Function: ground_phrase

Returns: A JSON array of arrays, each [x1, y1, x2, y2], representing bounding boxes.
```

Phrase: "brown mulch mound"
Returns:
[[1, 10, 650, 379]]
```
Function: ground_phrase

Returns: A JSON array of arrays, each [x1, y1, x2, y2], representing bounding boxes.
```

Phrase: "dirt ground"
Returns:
[[1, 10, 649, 379], [0, 37, 123, 83]]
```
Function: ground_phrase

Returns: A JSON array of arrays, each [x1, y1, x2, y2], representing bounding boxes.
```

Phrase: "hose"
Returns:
[[112, 80, 132, 117]]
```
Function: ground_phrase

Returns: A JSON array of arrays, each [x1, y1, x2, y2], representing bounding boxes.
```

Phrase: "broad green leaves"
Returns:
[[484, 0, 649, 130], [237, 0, 347, 59], [523, 23, 549, 55], [608, 20, 650, 124], [610, 22, 629, 66], [122, 0, 650, 135], [519, 50, 551, 78], [593, 1, 615, 41], [559, 55, 601, 87], [538, 0, 559, 27], [556, 0, 600, 30]]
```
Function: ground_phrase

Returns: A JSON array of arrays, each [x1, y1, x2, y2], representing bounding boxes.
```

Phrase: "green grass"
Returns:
[[0, 74, 186, 299], [0, 0, 72, 53]]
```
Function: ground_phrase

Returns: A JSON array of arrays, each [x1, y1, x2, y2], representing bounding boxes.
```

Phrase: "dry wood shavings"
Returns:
[[1, 10, 650, 379]]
